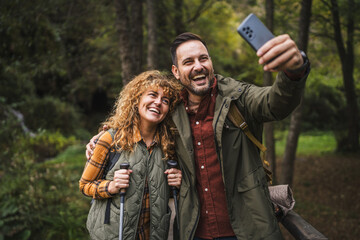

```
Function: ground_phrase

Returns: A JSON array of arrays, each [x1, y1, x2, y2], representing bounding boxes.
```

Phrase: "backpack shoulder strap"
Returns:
[[103, 128, 122, 224], [103, 129, 122, 177], [227, 102, 272, 183], [227, 102, 267, 153]]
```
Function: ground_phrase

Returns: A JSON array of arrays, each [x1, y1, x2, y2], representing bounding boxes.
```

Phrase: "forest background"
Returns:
[[0, 0, 359, 239]]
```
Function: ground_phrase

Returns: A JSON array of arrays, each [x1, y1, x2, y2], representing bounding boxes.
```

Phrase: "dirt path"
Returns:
[[280, 154, 360, 239]]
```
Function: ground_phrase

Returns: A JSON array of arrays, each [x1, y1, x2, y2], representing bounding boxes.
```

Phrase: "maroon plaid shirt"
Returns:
[[180, 78, 235, 239]]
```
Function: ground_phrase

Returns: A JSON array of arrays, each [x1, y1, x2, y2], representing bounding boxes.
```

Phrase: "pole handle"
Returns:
[[167, 159, 178, 169], [167, 159, 180, 230], [167, 160, 178, 191], [120, 162, 130, 194]]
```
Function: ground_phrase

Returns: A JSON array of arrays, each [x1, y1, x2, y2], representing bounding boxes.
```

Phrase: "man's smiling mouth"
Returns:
[[192, 74, 206, 80]]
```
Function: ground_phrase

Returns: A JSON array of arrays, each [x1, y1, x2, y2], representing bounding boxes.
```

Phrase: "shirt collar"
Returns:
[[134, 128, 159, 150]]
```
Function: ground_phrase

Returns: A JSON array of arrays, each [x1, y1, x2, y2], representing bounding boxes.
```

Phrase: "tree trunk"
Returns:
[[114, 0, 143, 85], [146, 0, 157, 69], [264, 0, 277, 183], [281, 0, 312, 186], [330, 0, 359, 151], [174, 0, 185, 35]]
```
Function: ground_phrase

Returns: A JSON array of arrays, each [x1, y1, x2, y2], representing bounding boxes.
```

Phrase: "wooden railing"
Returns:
[[281, 210, 328, 240]]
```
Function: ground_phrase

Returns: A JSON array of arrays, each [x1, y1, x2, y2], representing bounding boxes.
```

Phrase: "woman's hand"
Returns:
[[165, 168, 182, 189], [108, 169, 133, 194]]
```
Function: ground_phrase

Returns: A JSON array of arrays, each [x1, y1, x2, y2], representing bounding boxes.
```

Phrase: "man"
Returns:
[[87, 32, 310, 240], [169, 32, 309, 240]]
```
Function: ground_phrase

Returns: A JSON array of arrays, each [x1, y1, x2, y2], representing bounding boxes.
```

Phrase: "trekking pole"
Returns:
[[167, 160, 180, 230], [119, 162, 130, 240]]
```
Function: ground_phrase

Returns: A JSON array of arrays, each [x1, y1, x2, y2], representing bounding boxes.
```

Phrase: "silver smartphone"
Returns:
[[237, 13, 274, 51]]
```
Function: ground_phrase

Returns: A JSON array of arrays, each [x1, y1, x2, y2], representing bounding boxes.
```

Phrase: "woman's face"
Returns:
[[138, 87, 170, 128]]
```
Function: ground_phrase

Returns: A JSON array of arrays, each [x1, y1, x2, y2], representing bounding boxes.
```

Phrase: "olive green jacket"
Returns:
[[86, 143, 171, 240], [172, 72, 308, 240]]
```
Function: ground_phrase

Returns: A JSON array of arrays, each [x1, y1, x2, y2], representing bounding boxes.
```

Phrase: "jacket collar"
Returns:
[[215, 74, 243, 100]]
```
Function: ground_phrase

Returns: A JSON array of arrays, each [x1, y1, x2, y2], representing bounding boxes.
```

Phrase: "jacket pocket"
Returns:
[[237, 167, 262, 193], [236, 167, 278, 239]]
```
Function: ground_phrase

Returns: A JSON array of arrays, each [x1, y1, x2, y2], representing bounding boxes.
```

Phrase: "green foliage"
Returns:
[[302, 71, 346, 132], [274, 0, 301, 37], [186, 1, 264, 83], [0, 101, 29, 172], [0, 142, 89, 240], [0, 104, 85, 239], [27, 130, 77, 162], [19, 96, 81, 136], [0, 0, 121, 130], [0, 64, 36, 104], [300, 69, 360, 151]]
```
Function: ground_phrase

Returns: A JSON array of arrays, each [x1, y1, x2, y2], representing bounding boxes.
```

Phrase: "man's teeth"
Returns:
[[193, 74, 206, 80]]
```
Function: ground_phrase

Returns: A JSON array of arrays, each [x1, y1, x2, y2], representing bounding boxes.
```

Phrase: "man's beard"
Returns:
[[184, 77, 214, 96], [182, 69, 215, 96]]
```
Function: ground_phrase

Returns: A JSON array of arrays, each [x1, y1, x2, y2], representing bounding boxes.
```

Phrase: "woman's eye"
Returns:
[[162, 99, 170, 105]]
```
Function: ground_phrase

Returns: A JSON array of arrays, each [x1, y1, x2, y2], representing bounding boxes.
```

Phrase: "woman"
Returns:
[[79, 70, 183, 240]]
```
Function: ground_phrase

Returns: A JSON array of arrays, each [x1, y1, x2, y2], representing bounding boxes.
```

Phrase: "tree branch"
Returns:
[[185, 0, 213, 24]]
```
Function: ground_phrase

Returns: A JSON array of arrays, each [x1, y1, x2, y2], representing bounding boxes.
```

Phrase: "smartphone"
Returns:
[[237, 13, 274, 52]]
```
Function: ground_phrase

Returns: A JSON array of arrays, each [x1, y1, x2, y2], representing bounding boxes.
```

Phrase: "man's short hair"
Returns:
[[170, 32, 209, 66]]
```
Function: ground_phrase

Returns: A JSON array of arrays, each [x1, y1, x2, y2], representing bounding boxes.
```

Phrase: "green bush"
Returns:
[[0, 101, 31, 172], [27, 130, 77, 162], [19, 96, 81, 136], [0, 140, 37, 240], [302, 77, 346, 132], [0, 141, 88, 240], [0, 105, 86, 239]]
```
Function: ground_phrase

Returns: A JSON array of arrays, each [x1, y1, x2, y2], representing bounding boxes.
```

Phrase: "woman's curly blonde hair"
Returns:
[[102, 70, 182, 160]]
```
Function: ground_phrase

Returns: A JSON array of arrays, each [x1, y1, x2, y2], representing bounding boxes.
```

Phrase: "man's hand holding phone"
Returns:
[[238, 13, 305, 73], [257, 34, 304, 72]]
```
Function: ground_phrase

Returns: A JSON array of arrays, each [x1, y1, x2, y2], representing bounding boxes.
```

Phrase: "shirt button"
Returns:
[[185, 107, 189, 110], [196, 121, 199, 125], [197, 142, 201, 146], [205, 188, 208, 192], [206, 210, 208, 214], [201, 165, 204, 169]]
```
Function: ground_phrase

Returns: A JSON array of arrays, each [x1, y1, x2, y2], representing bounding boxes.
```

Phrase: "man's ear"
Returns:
[[171, 65, 180, 80]]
